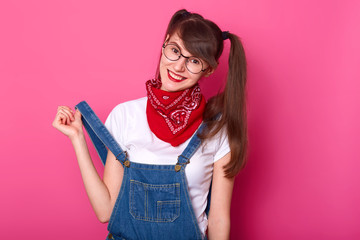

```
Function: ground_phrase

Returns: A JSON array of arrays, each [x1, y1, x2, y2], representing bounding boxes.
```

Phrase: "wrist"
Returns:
[[69, 131, 85, 143]]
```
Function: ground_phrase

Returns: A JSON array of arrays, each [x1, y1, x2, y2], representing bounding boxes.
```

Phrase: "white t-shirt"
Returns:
[[104, 97, 230, 236]]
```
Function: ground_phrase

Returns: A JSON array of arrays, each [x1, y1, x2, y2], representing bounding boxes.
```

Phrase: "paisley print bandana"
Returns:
[[146, 79, 206, 146]]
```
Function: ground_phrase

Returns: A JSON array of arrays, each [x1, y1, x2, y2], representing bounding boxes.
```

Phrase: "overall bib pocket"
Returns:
[[129, 180, 180, 222]]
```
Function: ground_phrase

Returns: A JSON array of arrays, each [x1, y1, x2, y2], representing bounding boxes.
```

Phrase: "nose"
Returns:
[[173, 56, 187, 72]]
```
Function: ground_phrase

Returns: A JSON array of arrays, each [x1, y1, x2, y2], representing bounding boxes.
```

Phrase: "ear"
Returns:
[[204, 67, 216, 77], [164, 34, 170, 43]]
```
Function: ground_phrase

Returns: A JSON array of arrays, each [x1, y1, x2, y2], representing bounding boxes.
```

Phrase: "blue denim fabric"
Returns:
[[76, 101, 208, 240], [75, 101, 127, 165]]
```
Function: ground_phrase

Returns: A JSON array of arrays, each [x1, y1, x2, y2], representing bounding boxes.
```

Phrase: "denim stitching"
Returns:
[[128, 165, 178, 171], [129, 180, 180, 222], [157, 201, 161, 220], [145, 187, 148, 219], [129, 200, 180, 222], [130, 180, 180, 188], [80, 115, 108, 163], [157, 200, 181, 222]]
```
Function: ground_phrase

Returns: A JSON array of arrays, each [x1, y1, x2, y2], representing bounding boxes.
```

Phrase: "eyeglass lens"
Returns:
[[163, 44, 204, 74]]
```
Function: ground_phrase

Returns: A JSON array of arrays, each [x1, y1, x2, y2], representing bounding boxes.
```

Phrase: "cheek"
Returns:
[[159, 57, 169, 79], [160, 56, 169, 68]]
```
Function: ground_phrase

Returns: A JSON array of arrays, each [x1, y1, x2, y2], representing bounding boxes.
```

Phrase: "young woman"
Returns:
[[53, 9, 247, 240]]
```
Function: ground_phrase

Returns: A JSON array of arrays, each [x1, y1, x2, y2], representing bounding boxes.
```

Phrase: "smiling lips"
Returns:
[[167, 70, 187, 82]]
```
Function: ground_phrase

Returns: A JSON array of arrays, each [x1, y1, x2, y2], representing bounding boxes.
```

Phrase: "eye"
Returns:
[[171, 47, 180, 54], [190, 58, 201, 65]]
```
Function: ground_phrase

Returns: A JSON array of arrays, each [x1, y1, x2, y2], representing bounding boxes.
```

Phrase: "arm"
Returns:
[[207, 152, 234, 240], [71, 137, 123, 223], [53, 106, 123, 223]]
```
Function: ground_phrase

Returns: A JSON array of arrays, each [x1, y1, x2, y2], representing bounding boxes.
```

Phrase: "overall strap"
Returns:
[[175, 123, 205, 171], [75, 101, 128, 166], [176, 123, 212, 217]]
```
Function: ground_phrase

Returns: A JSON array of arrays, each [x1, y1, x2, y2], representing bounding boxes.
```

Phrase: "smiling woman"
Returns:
[[159, 32, 212, 92], [52, 9, 248, 240]]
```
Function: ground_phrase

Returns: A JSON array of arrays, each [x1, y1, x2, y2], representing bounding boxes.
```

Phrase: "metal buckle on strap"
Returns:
[[124, 160, 130, 167], [175, 164, 182, 172], [175, 155, 190, 172], [116, 151, 130, 168], [177, 154, 190, 164]]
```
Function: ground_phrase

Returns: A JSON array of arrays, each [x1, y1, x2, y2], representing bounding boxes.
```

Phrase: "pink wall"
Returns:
[[1, 0, 359, 239]]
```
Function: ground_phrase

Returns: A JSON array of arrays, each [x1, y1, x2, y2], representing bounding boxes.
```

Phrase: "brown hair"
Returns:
[[156, 9, 248, 178]]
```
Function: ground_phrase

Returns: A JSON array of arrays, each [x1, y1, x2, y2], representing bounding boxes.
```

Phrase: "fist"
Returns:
[[52, 106, 83, 139]]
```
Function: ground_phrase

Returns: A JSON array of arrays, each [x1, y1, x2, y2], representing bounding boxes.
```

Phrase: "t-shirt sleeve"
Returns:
[[213, 128, 230, 163], [104, 104, 126, 150]]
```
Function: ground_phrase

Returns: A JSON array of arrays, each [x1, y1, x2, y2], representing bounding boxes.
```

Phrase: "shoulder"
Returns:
[[203, 123, 228, 144], [105, 97, 148, 146], [202, 125, 230, 163], [105, 97, 147, 126]]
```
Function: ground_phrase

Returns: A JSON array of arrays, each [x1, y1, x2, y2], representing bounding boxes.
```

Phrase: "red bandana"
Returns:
[[146, 79, 206, 146]]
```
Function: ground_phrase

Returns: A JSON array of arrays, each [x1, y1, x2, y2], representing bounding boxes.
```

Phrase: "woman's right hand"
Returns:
[[52, 106, 84, 140]]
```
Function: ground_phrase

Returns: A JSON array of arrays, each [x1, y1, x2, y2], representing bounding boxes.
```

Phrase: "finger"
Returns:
[[72, 109, 82, 122], [59, 115, 65, 125], [56, 111, 70, 126], [58, 108, 74, 121], [58, 106, 75, 118], [58, 112, 70, 125], [58, 107, 73, 116], [58, 110, 71, 124], [66, 107, 74, 115], [67, 108, 75, 120], [56, 115, 70, 129], [74, 109, 82, 118], [58, 106, 73, 111]]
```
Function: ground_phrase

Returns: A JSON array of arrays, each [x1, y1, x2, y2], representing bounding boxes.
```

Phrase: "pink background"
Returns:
[[1, 0, 359, 239]]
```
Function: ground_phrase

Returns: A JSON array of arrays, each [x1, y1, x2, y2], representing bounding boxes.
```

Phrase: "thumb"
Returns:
[[74, 109, 82, 119]]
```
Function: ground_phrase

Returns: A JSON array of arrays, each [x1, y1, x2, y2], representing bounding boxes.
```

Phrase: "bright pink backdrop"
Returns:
[[1, 0, 359, 239]]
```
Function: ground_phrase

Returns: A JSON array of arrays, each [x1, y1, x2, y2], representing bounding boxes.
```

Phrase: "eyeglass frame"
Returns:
[[162, 43, 209, 74]]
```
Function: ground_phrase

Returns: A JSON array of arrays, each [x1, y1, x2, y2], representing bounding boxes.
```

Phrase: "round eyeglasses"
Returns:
[[162, 43, 208, 74]]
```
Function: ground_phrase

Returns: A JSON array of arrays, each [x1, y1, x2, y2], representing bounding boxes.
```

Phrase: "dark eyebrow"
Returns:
[[167, 42, 194, 58], [168, 42, 181, 49]]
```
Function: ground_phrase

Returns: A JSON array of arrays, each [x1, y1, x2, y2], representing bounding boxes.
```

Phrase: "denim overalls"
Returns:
[[75, 101, 210, 240]]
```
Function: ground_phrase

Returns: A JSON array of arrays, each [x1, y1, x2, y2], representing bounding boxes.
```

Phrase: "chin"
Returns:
[[159, 70, 192, 92], [161, 81, 182, 92]]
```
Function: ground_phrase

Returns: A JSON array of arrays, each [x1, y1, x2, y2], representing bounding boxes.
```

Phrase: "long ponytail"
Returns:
[[200, 33, 248, 178]]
